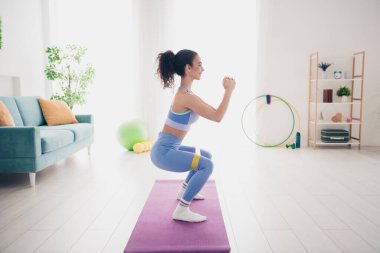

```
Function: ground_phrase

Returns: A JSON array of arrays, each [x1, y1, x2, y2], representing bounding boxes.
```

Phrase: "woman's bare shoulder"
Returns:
[[173, 92, 194, 104], [172, 92, 193, 111]]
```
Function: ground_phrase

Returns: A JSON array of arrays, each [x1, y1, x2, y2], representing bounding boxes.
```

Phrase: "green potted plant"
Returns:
[[318, 62, 332, 79], [336, 86, 351, 102], [45, 44, 95, 110]]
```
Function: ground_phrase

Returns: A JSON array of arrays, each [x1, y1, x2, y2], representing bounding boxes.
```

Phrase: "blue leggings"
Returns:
[[150, 132, 214, 203]]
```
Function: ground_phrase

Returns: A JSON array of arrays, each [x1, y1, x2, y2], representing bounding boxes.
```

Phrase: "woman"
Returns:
[[150, 49, 236, 222]]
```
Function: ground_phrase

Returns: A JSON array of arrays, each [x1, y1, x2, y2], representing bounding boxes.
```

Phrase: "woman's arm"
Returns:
[[194, 95, 217, 111], [185, 77, 235, 122]]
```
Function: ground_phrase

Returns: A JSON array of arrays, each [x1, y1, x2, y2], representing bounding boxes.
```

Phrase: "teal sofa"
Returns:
[[0, 96, 94, 186]]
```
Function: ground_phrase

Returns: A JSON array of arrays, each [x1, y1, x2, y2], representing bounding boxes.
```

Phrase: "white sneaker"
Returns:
[[172, 204, 207, 223]]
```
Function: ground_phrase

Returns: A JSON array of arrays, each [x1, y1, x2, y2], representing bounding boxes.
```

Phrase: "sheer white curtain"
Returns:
[[48, 0, 142, 145], [148, 0, 258, 150]]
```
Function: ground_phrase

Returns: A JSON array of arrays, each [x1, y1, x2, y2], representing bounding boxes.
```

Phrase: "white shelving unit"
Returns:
[[307, 51, 365, 149]]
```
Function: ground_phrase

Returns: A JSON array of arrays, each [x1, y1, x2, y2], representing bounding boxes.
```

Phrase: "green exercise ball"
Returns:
[[117, 120, 148, 151]]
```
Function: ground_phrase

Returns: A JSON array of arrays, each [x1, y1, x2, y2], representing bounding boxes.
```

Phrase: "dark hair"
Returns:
[[156, 49, 198, 88]]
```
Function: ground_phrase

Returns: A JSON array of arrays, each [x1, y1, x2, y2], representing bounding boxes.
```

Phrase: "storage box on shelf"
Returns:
[[307, 51, 365, 149]]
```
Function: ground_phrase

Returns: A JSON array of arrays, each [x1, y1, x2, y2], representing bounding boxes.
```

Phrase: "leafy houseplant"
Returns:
[[318, 62, 332, 79], [336, 86, 351, 102], [45, 45, 95, 109]]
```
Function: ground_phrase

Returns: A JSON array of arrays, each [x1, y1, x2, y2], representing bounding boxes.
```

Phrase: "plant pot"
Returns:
[[321, 71, 327, 79], [340, 96, 348, 102]]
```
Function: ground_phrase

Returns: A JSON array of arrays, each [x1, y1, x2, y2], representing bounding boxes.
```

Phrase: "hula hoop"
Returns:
[[241, 95, 300, 147]]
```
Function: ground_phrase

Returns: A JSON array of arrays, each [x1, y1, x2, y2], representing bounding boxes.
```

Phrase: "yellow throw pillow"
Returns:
[[38, 98, 78, 126], [0, 101, 16, 126]]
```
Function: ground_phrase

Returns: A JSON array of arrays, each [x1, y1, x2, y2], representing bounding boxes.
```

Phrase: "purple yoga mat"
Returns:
[[124, 180, 231, 253]]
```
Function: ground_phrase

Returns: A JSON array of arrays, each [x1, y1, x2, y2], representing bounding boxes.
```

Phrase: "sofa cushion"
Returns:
[[0, 101, 16, 126], [40, 129, 74, 154], [14, 96, 46, 126], [39, 123, 93, 142], [0, 97, 24, 126], [38, 98, 78, 126]]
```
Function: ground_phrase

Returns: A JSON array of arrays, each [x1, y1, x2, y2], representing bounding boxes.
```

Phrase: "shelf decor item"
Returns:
[[323, 89, 333, 103], [333, 70, 346, 79], [44, 44, 95, 110], [318, 62, 332, 79], [336, 86, 351, 102], [321, 129, 350, 143], [333, 70, 343, 79], [331, 112, 343, 122]]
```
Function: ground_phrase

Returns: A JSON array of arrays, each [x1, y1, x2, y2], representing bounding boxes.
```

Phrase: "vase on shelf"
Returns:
[[321, 71, 327, 79], [340, 96, 348, 102]]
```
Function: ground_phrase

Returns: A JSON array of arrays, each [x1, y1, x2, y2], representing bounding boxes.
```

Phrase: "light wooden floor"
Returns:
[[1, 141, 380, 253]]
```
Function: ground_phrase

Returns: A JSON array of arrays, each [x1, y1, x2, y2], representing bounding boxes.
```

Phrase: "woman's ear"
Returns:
[[185, 64, 191, 74]]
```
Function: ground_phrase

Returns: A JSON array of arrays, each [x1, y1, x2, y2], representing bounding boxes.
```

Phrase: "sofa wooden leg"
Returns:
[[29, 173, 36, 187], [88, 145, 91, 156]]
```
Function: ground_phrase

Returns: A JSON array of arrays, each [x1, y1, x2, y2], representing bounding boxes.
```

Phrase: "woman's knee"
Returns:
[[198, 158, 214, 174], [200, 149, 212, 160]]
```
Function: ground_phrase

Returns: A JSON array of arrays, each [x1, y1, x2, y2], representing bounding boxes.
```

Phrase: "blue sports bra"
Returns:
[[165, 86, 199, 132]]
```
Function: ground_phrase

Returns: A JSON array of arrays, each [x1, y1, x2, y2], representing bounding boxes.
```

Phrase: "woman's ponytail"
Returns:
[[156, 50, 176, 88]]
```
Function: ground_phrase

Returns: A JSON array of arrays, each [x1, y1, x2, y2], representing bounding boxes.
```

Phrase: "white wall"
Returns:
[[0, 0, 46, 96], [257, 0, 380, 146]]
